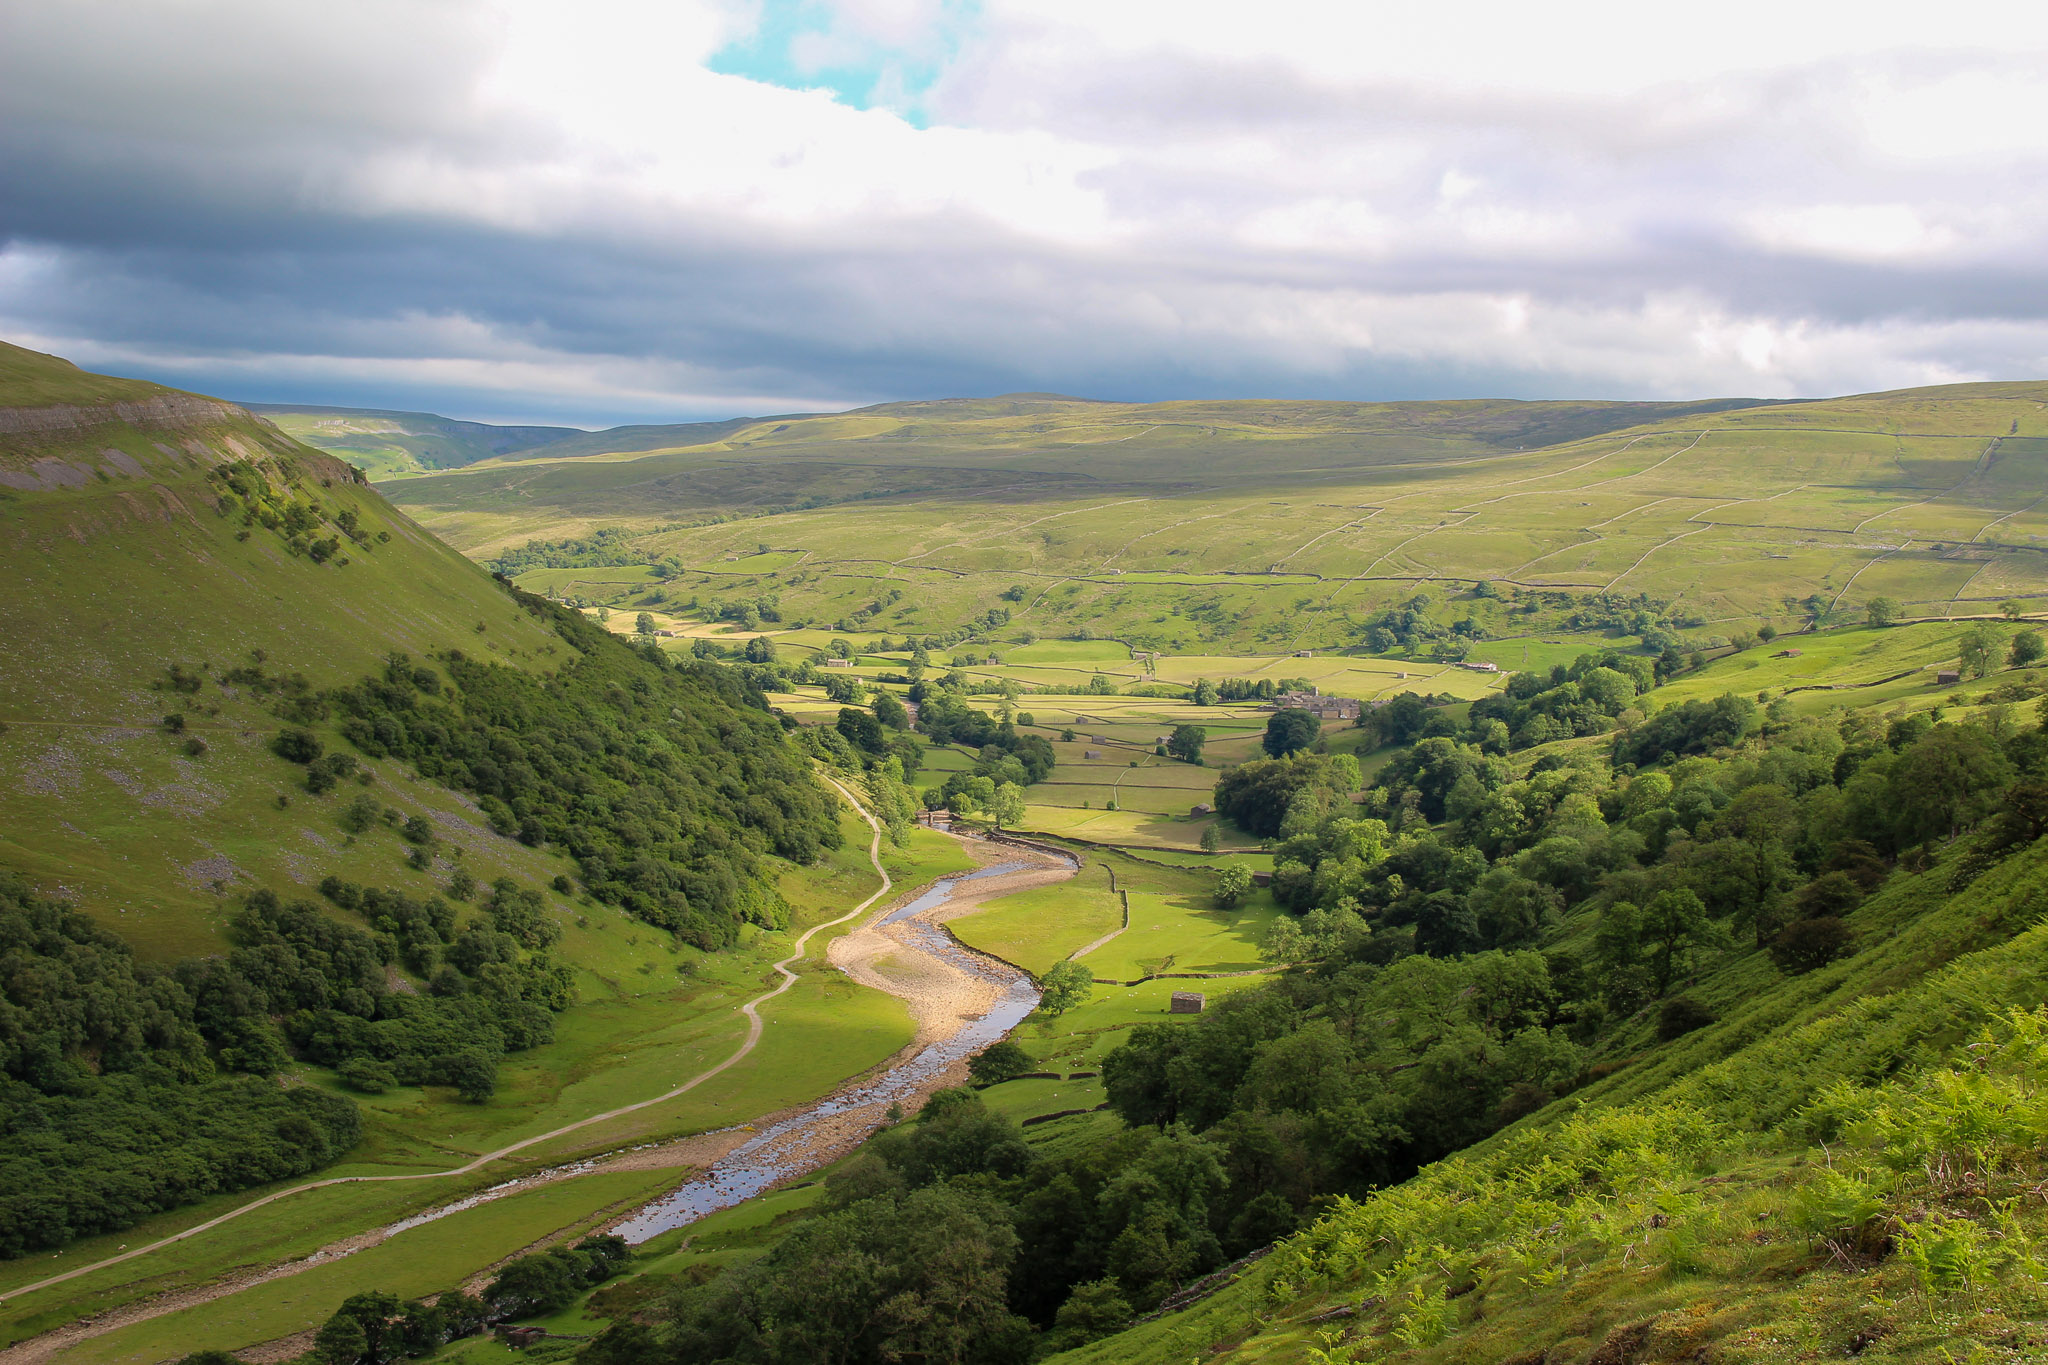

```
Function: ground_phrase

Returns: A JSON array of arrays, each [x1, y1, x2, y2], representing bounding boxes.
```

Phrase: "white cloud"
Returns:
[[5, 0, 2048, 414]]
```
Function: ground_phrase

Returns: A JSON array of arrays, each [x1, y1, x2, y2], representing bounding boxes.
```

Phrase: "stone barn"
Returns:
[[1169, 991, 1206, 1014]]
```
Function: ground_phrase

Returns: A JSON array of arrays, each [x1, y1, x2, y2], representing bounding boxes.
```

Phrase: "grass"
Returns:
[[49, 1169, 678, 1365], [1078, 882, 1278, 983], [0, 814, 972, 1352], [1656, 619, 2040, 713], [945, 860, 1124, 974], [1049, 843, 2048, 1365], [382, 384, 2048, 660], [0, 339, 184, 406]]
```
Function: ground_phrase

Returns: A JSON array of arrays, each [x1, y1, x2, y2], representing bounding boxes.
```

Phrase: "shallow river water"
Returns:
[[610, 860, 1041, 1242]]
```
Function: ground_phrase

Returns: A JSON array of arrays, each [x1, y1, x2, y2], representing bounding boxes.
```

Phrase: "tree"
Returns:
[[1167, 724, 1207, 764], [1214, 754, 1327, 837], [669, 1184, 1030, 1365], [1959, 623, 2002, 679], [1758, 623, 1778, 642], [743, 634, 775, 663], [441, 1050, 497, 1103], [327, 1292, 401, 1365], [1771, 917, 1853, 973], [1045, 1278, 1134, 1353], [1793, 870, 1863, 920], [968, 1039, 1032, 1087], [2011, 631, 2046, 667], [1213, 862, 1253, 909], [272, 728, 323, 764], [1657, 995, 1715, 1040], [1866, 597, 1902, 627], [635, 612, 656, 636], [988, 782, 1027, 832], [2001, 599, 2027, 621], [1262, 708, 1322, 757], [1199, 823, 1221, 853], [1038, 960, 1093, 1016], [872, 690, 909, 729], [1192, 679, 1220, 706], [837, 706, 886, 755], [311, 1312, 368, 1365], [1888, 724, 2014, 843], [1640, 887, 1712, 994]]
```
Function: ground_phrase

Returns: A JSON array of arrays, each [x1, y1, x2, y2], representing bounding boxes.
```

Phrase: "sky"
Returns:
[[5, 0, 2048, 426]]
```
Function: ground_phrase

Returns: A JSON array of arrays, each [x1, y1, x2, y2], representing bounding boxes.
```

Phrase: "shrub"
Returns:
[[339, 1058, 397, 1094], [1793, 870, 1864, 920], [271, 727, 323, 764], [968, 1039, 1032, 1087], [1657, 995, 1717, 1041], [1771, 916, 1853, 973], [1214, 862, 1254, 909]]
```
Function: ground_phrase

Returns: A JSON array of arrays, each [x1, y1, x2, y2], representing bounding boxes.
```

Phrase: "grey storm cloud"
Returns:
[[5, 0, 2048, 424]]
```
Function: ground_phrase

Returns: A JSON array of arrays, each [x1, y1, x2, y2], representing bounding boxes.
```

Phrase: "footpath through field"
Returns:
[[0, 780, 1075, 1363]]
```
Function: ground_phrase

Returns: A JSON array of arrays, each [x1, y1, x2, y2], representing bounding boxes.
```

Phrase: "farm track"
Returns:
[[0, 781, 1075, 1363]]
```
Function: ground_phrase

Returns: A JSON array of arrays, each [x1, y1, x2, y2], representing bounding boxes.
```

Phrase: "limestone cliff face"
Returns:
[[0, 392, 249, 437]]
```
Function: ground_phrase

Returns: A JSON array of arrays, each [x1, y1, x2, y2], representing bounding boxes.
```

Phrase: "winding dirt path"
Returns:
[[0, 785, 1074, 1364], [0, 779, 890, 1355]]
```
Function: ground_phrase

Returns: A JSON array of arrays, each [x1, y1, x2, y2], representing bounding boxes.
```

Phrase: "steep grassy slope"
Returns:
[[0, 341, 564, 952], [1056, 840, 2048, 1365], [381, 384, 2048, 652]]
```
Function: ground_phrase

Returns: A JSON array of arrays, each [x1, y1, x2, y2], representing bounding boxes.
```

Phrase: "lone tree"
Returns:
[[987, 781, 1027, 832], [2012, 630, 2046, 667], [1262, 707, 1321, 757], [2001, 599, 2027, 621], [1213, 861, 1253, 909], [1166, 724, 1207, 764], [744, 635, 776, 663], [635, 612, 656, 636], [1037, 960, 1093, 1017], [1192, 678, 1220, 706], [1959, 623, 2002, 679], [1866, 596, 1902, 627]]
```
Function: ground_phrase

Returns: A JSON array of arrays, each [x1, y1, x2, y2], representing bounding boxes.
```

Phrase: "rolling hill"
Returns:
[[360, 384, 2048, 658], [250, 403, 825, 480], [0, 342, 903, 1355]]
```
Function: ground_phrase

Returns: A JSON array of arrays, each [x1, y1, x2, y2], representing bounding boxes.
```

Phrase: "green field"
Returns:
[[941, 860, 1123, 974], [0, 817, 973, 1353], [383, 386, 2048, 661]]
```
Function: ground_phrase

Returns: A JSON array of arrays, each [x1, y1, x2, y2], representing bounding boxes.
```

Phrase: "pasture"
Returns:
[[0, 822, 974, 1355], [387, 385, 2048, 660]]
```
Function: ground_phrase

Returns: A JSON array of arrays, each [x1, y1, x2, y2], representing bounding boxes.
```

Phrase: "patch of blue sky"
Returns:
[[708, 0, 979, 127]]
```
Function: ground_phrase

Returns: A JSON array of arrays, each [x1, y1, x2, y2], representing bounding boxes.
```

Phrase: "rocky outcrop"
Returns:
[[0, 393, 248, 437]]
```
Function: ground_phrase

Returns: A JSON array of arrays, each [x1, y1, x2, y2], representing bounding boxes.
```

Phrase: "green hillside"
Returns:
[[0, 343, 944, 1355], [0, 340, 565, 949], [13, 341, 2048, 1365], [380, 384, 2048, 656], [256, 404, 820, 480], [245, 405, 581, 480]]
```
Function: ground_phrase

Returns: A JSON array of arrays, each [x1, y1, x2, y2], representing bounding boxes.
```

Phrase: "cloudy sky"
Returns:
[[5, 0, 2048, 425]]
